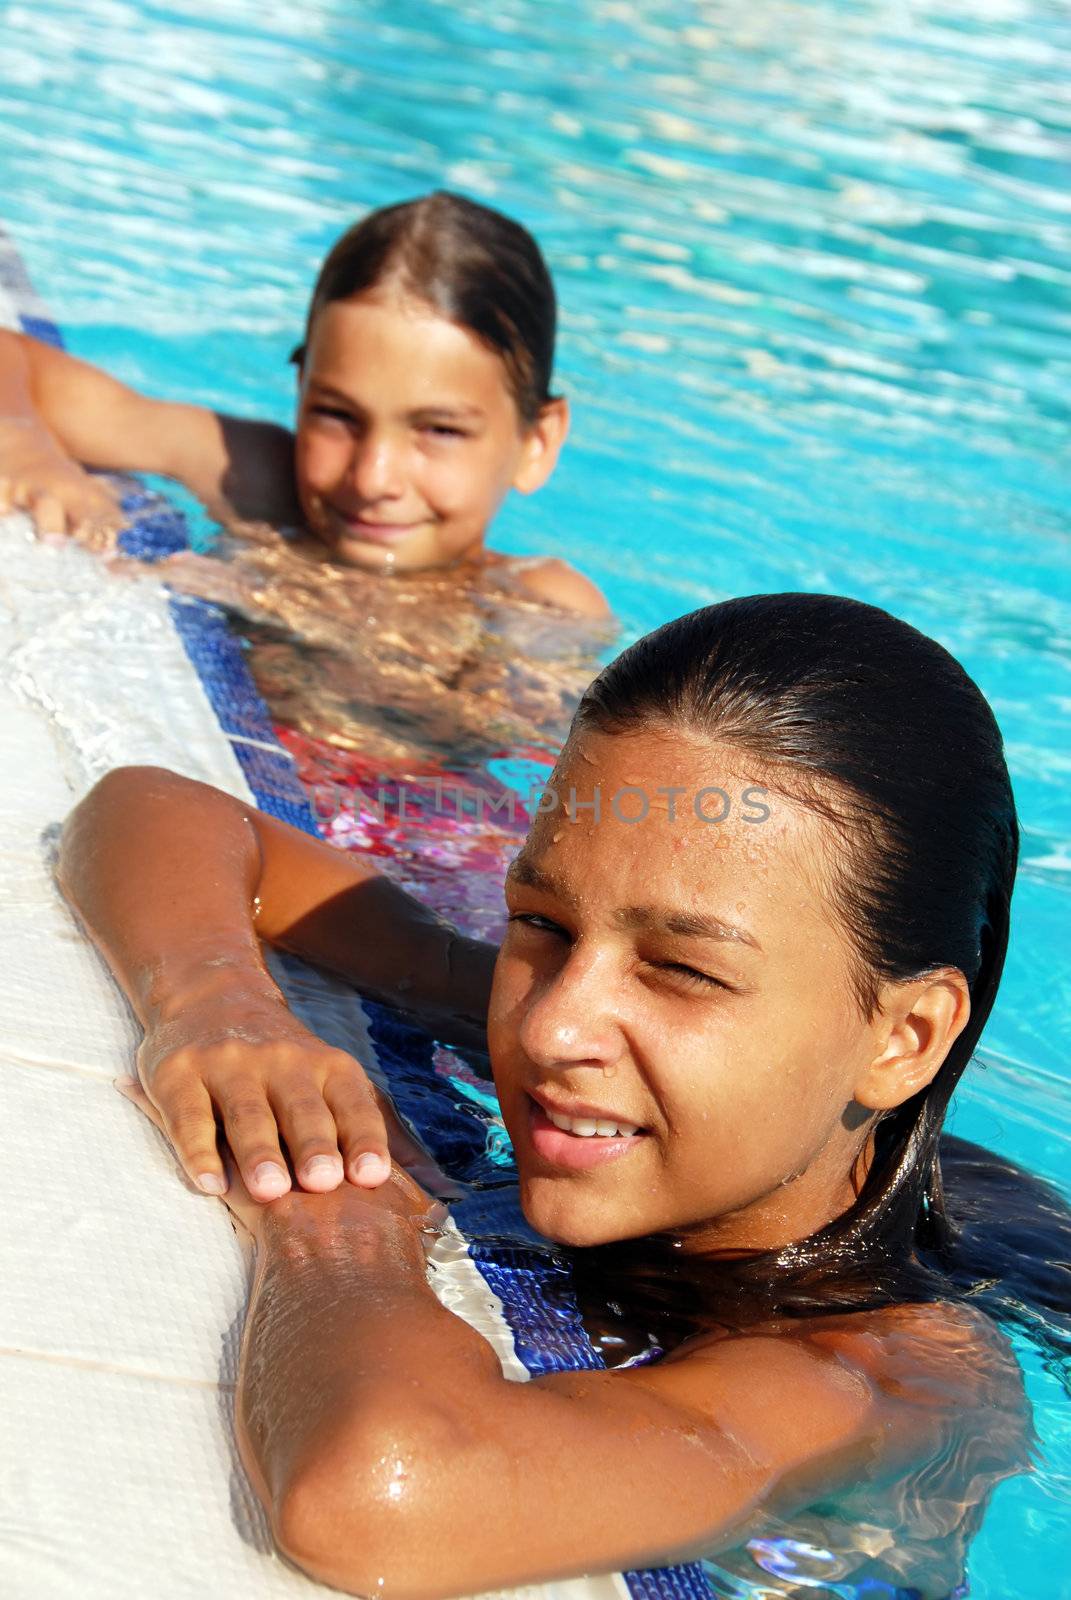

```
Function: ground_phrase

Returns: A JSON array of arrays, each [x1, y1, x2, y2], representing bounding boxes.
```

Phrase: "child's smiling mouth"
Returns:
[[333, 512, 427, 546]]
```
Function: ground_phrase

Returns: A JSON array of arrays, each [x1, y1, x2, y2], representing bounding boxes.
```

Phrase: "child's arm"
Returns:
[[0, 329, 298, 533], [57, 765, 496, 1200], [0, 328, 127, 538]]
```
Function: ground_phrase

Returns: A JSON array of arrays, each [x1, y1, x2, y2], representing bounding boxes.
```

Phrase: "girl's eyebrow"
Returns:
[[634, 907, 761, 950], [506, 856, 762, 950]]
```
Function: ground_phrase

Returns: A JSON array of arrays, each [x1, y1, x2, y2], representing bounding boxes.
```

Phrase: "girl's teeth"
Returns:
[[545, 1108, 639, 1138]]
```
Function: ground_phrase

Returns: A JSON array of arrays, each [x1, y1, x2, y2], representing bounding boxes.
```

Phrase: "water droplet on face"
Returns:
[[551, 830, 563, 842]]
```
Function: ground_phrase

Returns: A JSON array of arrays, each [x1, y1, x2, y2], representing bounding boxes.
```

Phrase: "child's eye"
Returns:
[[422, 423, 468, 440], [309, 405, 353, 425]]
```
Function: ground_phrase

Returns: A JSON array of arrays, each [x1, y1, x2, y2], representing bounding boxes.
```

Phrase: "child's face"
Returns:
[[293, 291, 563, 572], [489, 727, 898, 1252]]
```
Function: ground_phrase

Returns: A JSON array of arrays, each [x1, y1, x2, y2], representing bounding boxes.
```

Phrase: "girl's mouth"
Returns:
[[526, 1096, 647, 1171]]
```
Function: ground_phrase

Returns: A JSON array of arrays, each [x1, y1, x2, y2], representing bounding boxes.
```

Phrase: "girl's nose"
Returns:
[[517, 949, 625, 1074], [350, 431, 404, 501]]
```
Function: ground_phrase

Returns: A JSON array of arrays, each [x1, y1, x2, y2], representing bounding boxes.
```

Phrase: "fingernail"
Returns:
[[252, 1162, 290, 1195], [304, 1154, 343, 1183], [197, 1172, 227, 1195], [352, 1152, 390, 1185], [113, 1075, 137, 1091]]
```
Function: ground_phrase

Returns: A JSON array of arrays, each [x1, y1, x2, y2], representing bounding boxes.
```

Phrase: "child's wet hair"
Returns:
[[292, 191, 558, 424], [569, 595, 1071, 1353]]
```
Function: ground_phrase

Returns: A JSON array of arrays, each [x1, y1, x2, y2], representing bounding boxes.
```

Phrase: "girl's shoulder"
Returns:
[[806, 1301, 1024, 1410], [680, 1300, 1026, 1427]]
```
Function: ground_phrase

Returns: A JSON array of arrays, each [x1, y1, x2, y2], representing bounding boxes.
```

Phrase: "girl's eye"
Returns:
[[507, 912, 569, 939], [422, 423, 468, 440], [309, 405, 353, 425], [655, 962, 729, 993]]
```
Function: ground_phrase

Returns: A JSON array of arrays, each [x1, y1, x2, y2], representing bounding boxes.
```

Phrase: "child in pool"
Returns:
[[58, 594, 1033, 1597], [0, 190, 607, 617]]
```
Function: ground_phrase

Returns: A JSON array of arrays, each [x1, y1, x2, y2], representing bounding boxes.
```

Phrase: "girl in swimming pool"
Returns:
[[58, 593, 1034, 1596], [0, 190, 606, 615]]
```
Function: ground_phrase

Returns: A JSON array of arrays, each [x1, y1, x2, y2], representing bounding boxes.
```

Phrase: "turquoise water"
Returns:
[[2, 1, 1069, 1592]]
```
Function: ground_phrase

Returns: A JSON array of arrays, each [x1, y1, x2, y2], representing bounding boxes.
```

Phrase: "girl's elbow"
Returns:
[[271, 1411, 484, 1600], [71, 764, 185, 819], [67, 764, 236, 838], [58, 765, 174, 867], [273, 1472, 450, 1600]]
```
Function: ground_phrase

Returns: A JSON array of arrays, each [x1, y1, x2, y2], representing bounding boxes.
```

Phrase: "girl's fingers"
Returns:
[[269, 1078, 345, 1192], [216, 1083, 292, 1201], [323, 1075, 391, 1188], [115, 1074, 226, 1195], [139, 1072, 229, 1196]]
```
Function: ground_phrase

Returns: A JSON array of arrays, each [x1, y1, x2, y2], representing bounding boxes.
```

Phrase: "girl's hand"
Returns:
[[0, 419, 124, 547], [136, 988, 456, 1205], [115, 1075, 443, 1249], [116, 1074, 265, 1244]]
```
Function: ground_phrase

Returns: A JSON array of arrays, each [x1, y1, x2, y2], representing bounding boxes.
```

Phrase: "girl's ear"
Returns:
[[513, 397, 570, 495], [853, 968, 971, 1111]]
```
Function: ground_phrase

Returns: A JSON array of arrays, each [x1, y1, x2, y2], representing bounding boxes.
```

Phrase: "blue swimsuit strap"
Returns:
[[0, 229, 709, 1600]]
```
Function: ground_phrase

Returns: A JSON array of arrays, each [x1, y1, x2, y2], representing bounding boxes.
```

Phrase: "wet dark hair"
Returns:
[[291, 191, 557, 424], [568, 594, 1071, 1374]]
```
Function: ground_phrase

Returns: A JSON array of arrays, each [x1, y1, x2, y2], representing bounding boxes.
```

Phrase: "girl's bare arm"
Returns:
[[0, 328, 298, 530], [57, 765, 496, 1198], [238, 1185, 1011, 1600]]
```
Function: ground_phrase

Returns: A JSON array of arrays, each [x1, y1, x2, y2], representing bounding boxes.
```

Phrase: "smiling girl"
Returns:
[[58, 593, 1043, 1597], [0, 191, 606, 614]]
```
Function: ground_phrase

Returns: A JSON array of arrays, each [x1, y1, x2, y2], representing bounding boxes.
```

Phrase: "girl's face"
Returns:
[[490, 727, 897, 1252], [293, 291, 565, 573]]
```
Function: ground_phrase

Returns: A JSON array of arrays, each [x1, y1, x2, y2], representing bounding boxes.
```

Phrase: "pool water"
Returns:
[[2, 1, 1069, 1593]]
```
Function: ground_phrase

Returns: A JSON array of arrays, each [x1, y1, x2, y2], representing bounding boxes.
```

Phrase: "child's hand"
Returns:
[[0, 419, 124, 547], [135, 989, 454, 1204]]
